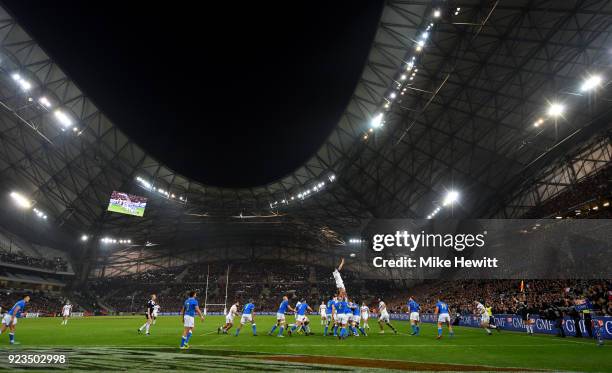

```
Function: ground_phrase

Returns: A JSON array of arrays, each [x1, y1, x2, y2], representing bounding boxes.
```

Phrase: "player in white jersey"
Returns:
[[474, 301, 496, 335], [332, 258, 347, 298], [218, 301, 240, 334], [60, 303, 72, 326], [152, 304, 160, 324], [319, 302, 327, 326], [377, 298, 397, 334], [360, 302, 370, 330]]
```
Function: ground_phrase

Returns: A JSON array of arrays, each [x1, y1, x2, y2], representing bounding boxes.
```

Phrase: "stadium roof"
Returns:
[[0, 1, 611, 268]]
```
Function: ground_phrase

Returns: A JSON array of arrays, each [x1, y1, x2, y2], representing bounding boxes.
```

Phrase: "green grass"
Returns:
[[107, 204, 145, 217], [2, 316, 610, 372]]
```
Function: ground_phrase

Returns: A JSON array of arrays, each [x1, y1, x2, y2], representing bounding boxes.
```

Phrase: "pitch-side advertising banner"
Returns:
[[360, 219, 612, 279], [390, 313, 611, 339]]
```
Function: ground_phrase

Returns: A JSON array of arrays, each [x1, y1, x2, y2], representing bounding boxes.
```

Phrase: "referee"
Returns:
[[138, 294, 157, 335]]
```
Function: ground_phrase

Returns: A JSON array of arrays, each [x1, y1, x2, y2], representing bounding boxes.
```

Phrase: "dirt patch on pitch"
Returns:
[[254, 355, 541, 371]]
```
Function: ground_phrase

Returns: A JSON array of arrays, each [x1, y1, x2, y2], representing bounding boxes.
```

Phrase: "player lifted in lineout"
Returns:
[[333, 258, 347, 297]]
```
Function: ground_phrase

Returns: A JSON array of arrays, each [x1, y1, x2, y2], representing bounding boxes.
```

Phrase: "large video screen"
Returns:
[[107, 191, 147, 217]]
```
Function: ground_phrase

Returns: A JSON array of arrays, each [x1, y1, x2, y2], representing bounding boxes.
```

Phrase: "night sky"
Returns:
[[2, 1, 383, 187]]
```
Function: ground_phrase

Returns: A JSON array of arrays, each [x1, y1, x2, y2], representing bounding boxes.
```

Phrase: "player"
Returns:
[[514, 297, 533, 335], [333, 258, 347, 297], [486, 304, 500, 332], [179, 291, 205, 349], [335, 296, 350, 339], [332, 295, 341, 336], [268, 296, 293, 337], [288, 299, 312, 336], [434, 298, 454, 339], [360, 301, 370, 331], [377, 298, 397, 334], [152, 303, 160, 324], [474, 300, 494, 335], [218, 301, 239, 334], [138, 294, 157, 335], [235, 299, 257, 336], [60, 302, 72, 326], [407, 297, 420, 335], [324, 295, 335, 336], [319, 301, 327, 327], [350, 300, 366, 336], [0, 294, 30, 345]]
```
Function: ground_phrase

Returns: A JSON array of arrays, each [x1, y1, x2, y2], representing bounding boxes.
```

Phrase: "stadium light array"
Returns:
[[81, 234, 89, 242], [547, 103, 565, 118], [270, 174, 337, 209], [533, 118, 544, 127], [11, 73, 32, 91], [10, 191, 32, 209], [38, 96, 52, 108], [54, 109, 73, 128], [135, 176, 185, 202], [100, 237, 131, 244], [442, 190, 460, 206], [371, 113, 384, 129], [426, 190, 460, 219], [32, 207, 48, 220], [361, 5, 451, 142], [348, 238, 364, 244], [580, 75, 603, 92]]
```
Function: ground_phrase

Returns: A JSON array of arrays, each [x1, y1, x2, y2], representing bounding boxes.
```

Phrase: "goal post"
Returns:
[[203, 264, 230, 316]]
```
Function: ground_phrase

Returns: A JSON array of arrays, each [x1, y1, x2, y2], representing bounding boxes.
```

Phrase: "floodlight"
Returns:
[[390, 92, 397, 99], [433, 9, 441, 18], [38, 96, 52, 108], [10, 191, 32, 209], [81, 235, 89, 242], [400, 74, 406, 80], [580, 75, 603, 92], [547, 103, 565, 117], [421, 32, 429, 40], [54, 110, 73, 127], [371, 113, 384, 128], [442, 190, 459, 206]]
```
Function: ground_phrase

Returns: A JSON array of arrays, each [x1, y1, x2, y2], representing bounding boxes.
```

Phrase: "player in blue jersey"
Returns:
[[350, 300, 367, 336], [0, 294, 30, 345], [235, 299, 257, 336], [408, 297, 421, 335], [268, 295, 294, 337], [179, 291, 205, 349], [340, 297, 354, 339], [288, 299, 312, 336], [434, 298, 454, 339]]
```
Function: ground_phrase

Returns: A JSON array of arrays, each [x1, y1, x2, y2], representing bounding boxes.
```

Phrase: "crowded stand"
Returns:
[[0, 250, 68, 272]]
